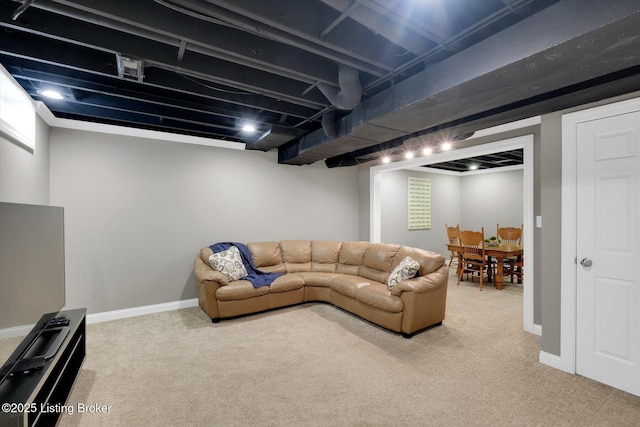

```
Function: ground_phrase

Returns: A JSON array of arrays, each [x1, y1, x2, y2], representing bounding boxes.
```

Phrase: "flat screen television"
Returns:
[[0, 202, 66, 334], [0, 202, 67, 384]]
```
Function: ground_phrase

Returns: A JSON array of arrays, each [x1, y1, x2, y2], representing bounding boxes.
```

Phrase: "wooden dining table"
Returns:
[[447, 243, 523, 290]]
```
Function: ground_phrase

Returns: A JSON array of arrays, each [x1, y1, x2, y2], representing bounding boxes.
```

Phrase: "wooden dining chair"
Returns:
[[497, 224, 522, 246], [457, 226, 490, 291], [497, 224, 524, 283], [445, 223, 460, 269]]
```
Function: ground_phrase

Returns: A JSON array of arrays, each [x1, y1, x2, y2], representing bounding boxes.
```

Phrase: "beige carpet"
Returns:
[[4, 273, 640, 426]]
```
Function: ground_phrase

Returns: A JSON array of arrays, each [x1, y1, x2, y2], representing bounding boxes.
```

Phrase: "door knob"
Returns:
[[580, 258, 593, 267]]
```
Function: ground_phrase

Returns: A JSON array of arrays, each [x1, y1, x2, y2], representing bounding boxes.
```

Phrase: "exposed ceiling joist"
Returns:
[[280, 0, 640, 165], [3, 0, 639, 163]]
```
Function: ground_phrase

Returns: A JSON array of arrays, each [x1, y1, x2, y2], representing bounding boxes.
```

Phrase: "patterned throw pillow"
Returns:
[[387, 256, 420, 291], [208, 246, 248, 282]]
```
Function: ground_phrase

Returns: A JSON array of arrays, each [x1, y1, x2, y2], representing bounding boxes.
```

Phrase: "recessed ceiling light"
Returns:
[[242, 124, 256, 133], [441, 142, 452, 151], [469, 164, 478, 170], [422, 147, 432, 155], [405, 152, 414, 159], [382, 156, 391, 164], [39, 89, 64, 100]]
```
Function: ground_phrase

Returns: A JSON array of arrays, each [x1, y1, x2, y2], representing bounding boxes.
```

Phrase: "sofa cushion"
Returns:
[[356, 284, 404, 313], [280, 240, 312, 272], [216, 280, 269, 301], [358, 243, 400, 284], [298, 271, 338, 287], [256, 264, 287, 274], [208, 246, 248, 281], [248, 241, 284, 271], [336, 241, 370, 275], [329, 274, 378, 299], [269, 273, 305, 293], [387, 256, 420, 291], [311, 240, 342, 272]]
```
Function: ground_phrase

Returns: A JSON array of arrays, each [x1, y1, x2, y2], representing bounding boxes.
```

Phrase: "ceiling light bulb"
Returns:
[[469, 164, 478, 170], [242, 124, 256, 133], [39, 89, 64, 100], [382, 156, 391, 164], [405, 152, 414, 159], [441, 142, 452, 151], [422, 147, 432, 155]]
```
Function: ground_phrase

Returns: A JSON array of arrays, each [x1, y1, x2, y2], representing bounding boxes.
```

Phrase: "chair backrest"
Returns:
[[458, 226, 485, 260], [445, 223, 460, 245], [497, 224, 523, 245]]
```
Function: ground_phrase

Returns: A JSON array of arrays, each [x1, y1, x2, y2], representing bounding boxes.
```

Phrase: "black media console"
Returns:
[[0, 309, 86, 427]]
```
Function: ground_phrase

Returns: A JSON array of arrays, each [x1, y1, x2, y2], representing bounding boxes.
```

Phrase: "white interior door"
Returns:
[[576, 111, 640, 396]]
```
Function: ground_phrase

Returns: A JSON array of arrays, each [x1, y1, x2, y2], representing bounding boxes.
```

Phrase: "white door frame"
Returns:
[[370, 130, 538, 335], [558, 96, 640, 374]]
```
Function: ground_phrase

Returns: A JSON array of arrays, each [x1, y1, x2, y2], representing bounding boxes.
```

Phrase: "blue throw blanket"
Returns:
[[209, 242, 284, 288]]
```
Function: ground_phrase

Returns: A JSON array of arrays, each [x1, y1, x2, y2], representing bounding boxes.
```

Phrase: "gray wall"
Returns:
[[358, 167, 371, 241], [379, 168, 523, 259], [380, 169, 461, 256], [49, 129, 360, 315], [460, 169, 523, 235], [0, 115, 50, 204], [539, 112, 563, 356]]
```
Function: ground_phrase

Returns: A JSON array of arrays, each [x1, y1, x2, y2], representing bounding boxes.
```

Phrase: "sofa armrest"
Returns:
[[390, 264, 448, 295], [194, 256, 227, 320], [196, 269, 230, 286], [194, 256, 229, 286]]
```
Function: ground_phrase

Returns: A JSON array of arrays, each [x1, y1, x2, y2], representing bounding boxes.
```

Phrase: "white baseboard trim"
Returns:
[[539, 350, 568, 372], [0, 324, 36, 340], [0, 299, 199, 339], [86, 298, 199, 325], [526, 323, 542, 336]]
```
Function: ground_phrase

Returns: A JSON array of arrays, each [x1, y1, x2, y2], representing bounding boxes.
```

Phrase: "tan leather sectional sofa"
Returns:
[[194, 240, 448, 337]]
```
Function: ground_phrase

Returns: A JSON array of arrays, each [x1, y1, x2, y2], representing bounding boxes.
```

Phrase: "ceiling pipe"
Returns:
[[318, 64, 361, 137], [11, 0, 34, 20], [317, 64, 362, 111], [324, 138, 405, 168], [321, 110, 338, 138]]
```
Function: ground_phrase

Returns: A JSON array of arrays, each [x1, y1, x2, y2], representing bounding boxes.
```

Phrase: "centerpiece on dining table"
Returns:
[[484, 236, 502, 247]]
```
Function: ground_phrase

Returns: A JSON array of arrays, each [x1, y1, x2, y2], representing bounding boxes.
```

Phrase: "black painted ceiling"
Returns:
[[425, 149, 523, 173], [2, 0, 640, 167]]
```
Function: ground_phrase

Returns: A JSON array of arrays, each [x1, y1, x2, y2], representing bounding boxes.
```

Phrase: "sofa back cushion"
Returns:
[[311, 241, 342, 272], [247, 241, 286, 273], [393, 246, 445, 276], [336, 241, 370, 275], [359, 243, 401, 283], [280, 240, 312, 272]]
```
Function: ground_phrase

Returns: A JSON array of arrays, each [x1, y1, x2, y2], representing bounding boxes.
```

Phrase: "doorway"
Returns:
[[370, 131, 537, 334]]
